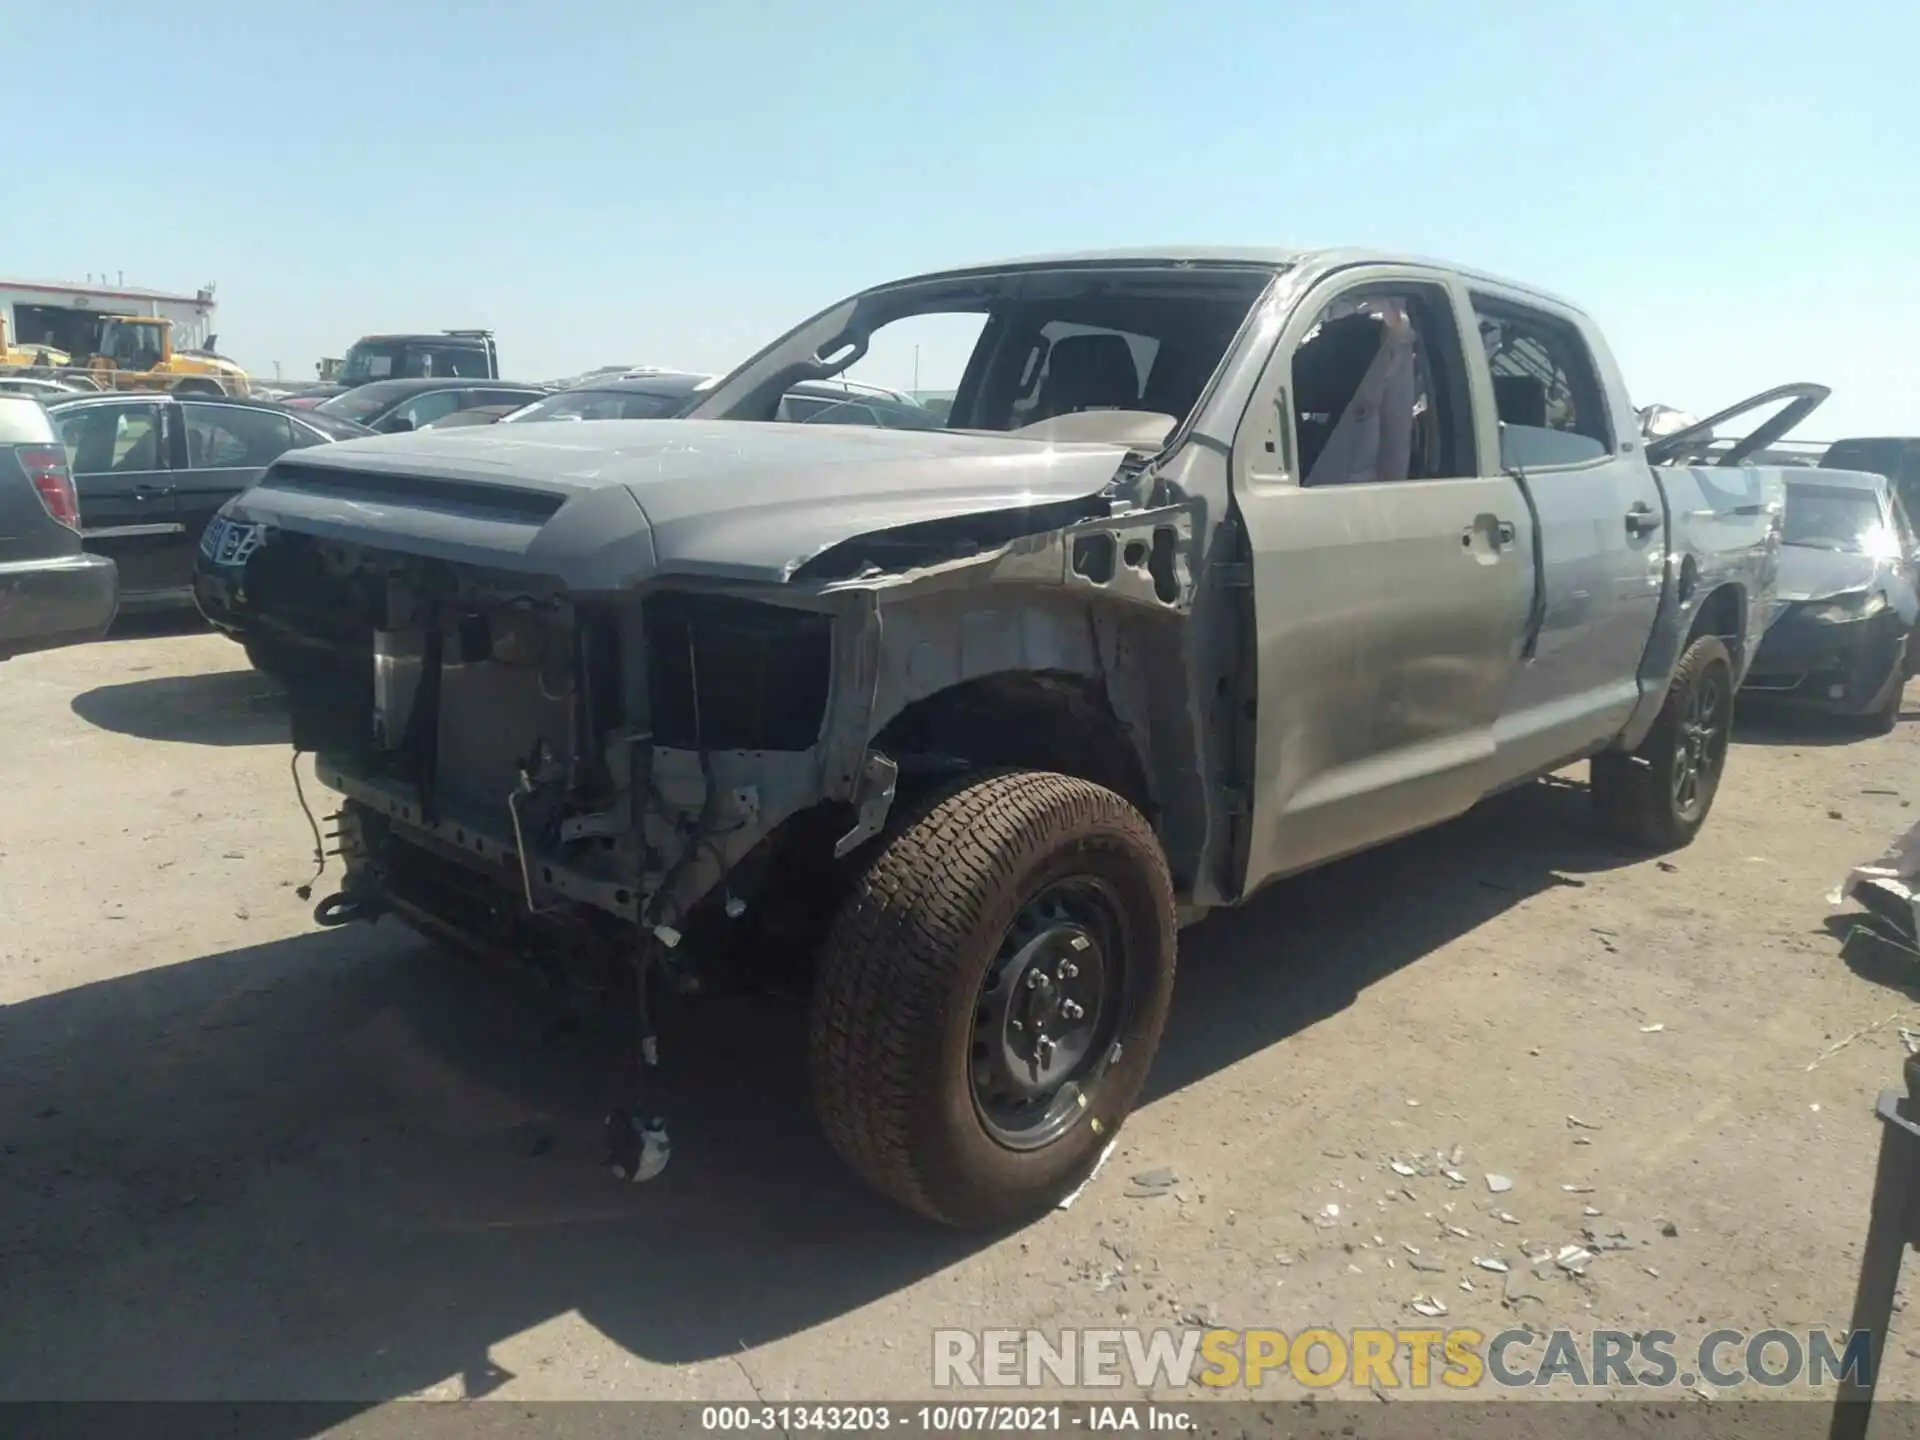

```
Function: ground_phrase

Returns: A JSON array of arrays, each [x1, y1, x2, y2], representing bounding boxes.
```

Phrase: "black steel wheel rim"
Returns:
[[970, 876, 1131, 1152], [1673, 662, 1731, 820]]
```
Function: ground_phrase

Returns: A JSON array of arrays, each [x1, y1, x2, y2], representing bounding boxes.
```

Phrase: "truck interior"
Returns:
[[691, 264, 1276, 441]]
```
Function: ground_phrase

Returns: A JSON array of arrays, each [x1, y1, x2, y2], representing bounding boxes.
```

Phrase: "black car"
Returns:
[[44, 392, 373, 611], [497, 370, 943, 428], [1743, 469, 1920, 732], [0, 395, 117, 659], [1824, 437, 1920, 522], [317, 378, 549, 434]]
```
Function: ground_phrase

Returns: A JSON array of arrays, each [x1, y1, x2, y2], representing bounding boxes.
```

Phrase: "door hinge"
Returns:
[[1214, 562, 1252, 588], [1219, 784, 1252, 818]]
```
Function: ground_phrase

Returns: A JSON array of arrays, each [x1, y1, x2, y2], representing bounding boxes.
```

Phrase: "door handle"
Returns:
[[1625, 503, 1660, 537], [131, 484, 175, 500]]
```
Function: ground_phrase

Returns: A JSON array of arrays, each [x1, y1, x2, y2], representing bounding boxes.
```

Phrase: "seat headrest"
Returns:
[[1036, 333, 1141, 417]]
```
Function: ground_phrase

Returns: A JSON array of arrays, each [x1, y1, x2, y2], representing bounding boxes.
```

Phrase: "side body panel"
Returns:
[[1619, 461, 1785, 750]]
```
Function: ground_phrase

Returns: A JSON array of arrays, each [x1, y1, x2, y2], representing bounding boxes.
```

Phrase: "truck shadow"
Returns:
[[68, 668, 287, 747], [0, 777, 1639, 1404]]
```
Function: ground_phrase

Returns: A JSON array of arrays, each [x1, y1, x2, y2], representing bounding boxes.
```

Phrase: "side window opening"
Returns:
[[183, 404, 295, 468], [1471, 299, 1613, 469], [1290, 288, 1470, 485]]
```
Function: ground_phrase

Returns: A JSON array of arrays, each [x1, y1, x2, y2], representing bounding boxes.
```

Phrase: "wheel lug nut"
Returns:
[[1010, 1019, 1023, 1031], [1061, 999, 1084, 1020], [1026, 970, 1047, 990], [1059, 961, 1079, 979]]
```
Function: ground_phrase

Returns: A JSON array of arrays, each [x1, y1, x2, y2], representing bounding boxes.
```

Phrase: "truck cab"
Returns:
[[334, 330, 498, 385]]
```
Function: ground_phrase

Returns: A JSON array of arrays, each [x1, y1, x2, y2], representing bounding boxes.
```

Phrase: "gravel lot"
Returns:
[[3, 625, 1919, 1414]]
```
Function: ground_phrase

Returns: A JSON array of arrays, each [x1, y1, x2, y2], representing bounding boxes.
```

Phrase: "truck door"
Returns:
[[1231, 271, 1534, 889], [56, 398, 184, 598], [1467, 295, 1664, 779]]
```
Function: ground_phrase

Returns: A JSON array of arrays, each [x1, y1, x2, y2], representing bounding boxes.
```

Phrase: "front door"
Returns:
[[1468, 294, 1665, 778], [1232, 270, 1534, 890], [57, 399, 184, 600]]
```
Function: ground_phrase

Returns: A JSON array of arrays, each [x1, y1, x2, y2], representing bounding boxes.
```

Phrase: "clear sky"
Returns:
[[7, 0, 1915, 435]]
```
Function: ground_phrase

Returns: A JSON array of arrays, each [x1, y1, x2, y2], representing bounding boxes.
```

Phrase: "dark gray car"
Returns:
[[45, 392, 374, 610], [498, 370, 945, 428], [0, 395, 117, 659], [1743, 468, 1920, 730], [317, 379, 549, 434]]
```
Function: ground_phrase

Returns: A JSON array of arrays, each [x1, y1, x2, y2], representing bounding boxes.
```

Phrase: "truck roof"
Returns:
[[353, 332, 493, 344], [904, 246, 1586, 313]]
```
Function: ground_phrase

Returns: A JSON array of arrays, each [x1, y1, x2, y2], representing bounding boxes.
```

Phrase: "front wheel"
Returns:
[[808, 770, 1177, 1228], [1592, 634, 1735, 850]]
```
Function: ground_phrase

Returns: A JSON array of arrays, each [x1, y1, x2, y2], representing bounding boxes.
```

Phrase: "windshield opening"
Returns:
[[1783, 483, 1894, 555], [682, 264, 1279, 440]]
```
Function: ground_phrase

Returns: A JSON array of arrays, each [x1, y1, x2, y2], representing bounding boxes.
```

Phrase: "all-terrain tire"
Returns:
[[808, 770, 1176, 1228], [1592, 634, 1735, 851]]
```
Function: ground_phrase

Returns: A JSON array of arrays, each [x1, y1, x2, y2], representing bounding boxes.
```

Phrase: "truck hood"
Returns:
[[235, 419, 1136, 588]]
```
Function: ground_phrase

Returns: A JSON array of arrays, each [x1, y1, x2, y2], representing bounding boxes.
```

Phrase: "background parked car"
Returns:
[[418, 402, 529, 430], [0, 375, 93, 400], [0, 394, 118, 659], [315, 378, 548, 433], [44, 392, 373, 611], [1742, 468, 1920, 732], [1824, 437, 1920, 522], [498, 370, 944, 428]]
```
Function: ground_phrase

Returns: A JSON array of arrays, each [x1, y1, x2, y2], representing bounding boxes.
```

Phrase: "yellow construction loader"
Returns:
[[0, 314, 72, 369], [67, 315, 250, 396]]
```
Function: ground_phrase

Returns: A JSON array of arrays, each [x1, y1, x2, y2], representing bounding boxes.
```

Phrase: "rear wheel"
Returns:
[[1592, 634, 1735, 850], [808, 770, 1176, 1228]]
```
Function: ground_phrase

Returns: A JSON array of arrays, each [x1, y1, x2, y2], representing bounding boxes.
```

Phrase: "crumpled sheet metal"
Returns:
[[1834, 817, 1920, 945]]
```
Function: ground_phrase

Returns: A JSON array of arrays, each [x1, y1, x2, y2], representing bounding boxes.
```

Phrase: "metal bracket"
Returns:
[[834, 751, 900, 859], [1831, 1051, 1920, 1439], [559, 810, 624, 844]]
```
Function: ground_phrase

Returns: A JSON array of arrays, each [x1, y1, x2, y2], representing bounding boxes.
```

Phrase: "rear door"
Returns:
[[177, 402, 301, 550], [1232, 267, 1534, 887], [1468, 292, 1664, 778], [56, 399, 183, 597]]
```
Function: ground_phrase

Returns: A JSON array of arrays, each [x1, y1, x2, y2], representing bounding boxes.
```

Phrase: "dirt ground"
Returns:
[[4, 622, 1920, 1415]]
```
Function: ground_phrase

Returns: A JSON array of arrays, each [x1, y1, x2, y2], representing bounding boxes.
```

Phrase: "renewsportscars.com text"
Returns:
[[932, 1326, 1875, 1391]]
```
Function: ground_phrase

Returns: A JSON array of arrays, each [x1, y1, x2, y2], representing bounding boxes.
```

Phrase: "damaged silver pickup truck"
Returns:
[[226, 248, 1812, 1226]]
